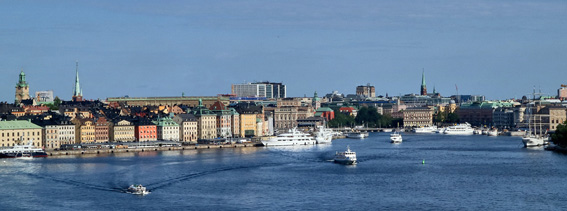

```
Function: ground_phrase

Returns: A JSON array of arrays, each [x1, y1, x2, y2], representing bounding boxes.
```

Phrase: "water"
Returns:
[[2, 133, 567, 210]]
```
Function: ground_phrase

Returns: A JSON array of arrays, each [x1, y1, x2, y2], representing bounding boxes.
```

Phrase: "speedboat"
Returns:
[[128, 184, 150, 195], [261, 127, 316, 146], [314, 126, 333, 144], [334, 145, 357, 165], [390, 131, 403, 143]]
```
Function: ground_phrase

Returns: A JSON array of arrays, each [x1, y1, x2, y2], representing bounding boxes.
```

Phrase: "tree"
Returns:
[[552, 121, 567, 147], [446, 112, 460, 123], [328, 110, 355, 128]]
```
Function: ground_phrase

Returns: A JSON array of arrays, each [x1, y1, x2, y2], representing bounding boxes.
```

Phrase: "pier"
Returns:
[[46, 143, 257, 157]]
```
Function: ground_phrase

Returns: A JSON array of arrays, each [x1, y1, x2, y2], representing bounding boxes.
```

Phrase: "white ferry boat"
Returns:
[[127, 184, 150, 195], [314, 126, 333, 144], [0, 139, 48, 158], [390, 131, 403, 143], [347, 131, 369, 139], [412, 126, 438, 133], [334, 145, 357, 165], [261, 128, 316, 146], [443, 123, 474, 135]]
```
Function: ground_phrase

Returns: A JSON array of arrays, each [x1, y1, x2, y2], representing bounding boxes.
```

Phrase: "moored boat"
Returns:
[[334, 145, 357, 165], [347, 131, 369, 139], [314, 126, 333, 144], [487, 129, 498, 136], [261, 127, 316, 146], [443, 123, 474, 135], [0, 139, 48, 158], [412, 126, 438, 133]]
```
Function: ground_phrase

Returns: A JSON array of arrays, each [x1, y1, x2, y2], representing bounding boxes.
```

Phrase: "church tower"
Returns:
[[312, 91, 321, 110], [72, 61, 83, 102], [420, 70, 427, 96], [15, 70, 30, 105]]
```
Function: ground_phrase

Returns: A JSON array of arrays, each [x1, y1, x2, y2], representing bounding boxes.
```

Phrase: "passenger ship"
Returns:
[[412, 125, 438, 133], [314, 126, 333, 144], [0, 139, 48, 158], [261, 128, 316, 146], [443, 123, 474, 135]]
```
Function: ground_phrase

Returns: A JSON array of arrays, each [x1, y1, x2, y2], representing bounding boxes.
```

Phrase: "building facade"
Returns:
[[403, 107, 434, 127], [73, 118, 95, 144], [356, 84, 375, 98], [189, 99, 217, 139], [173, 114, 198, 143], [0, 120, 42, 148], [210, 101, 232, 138], [94, 117, 110, 143], [153, 117, 180, 141], [15, 71, 31, 105], [110, 119, 135, 142]]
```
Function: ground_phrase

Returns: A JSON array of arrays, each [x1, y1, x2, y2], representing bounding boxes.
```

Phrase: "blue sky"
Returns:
[[1, 0, 566, 101]]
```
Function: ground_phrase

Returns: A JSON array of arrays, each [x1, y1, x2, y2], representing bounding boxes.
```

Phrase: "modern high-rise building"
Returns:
[[232, 82, 286, 99], [36, 90, 54, 103], [15, 70, 30, 105], [558, 84, 567, 101]]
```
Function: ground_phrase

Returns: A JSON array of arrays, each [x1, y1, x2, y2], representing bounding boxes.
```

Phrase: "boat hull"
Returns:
[[522, 137, 545, 147], [0, 152, 48, 158], [333, 159, 356, 165]]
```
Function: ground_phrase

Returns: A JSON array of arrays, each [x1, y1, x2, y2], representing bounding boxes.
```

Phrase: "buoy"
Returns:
[[422, 159, 425, 164]]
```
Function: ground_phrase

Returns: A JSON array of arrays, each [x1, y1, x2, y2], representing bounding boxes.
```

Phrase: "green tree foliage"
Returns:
[[352, 107, 396, 128], [446, 112, 460, 123], [46, 96, 62, 110], [552, 121, 567, 147], [328, 110, 355, 128]]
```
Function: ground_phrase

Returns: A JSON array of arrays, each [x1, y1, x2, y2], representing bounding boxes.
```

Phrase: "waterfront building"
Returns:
[[35, 117, 75, 150], [134, 119, 157, 142], [233, 102, 263, 137], [72, 61, 83, 102], [273, 98, 314, 131], [15, 70, 31, 105], [110, 119, 135, 142], [0, 120, 43, 148], [210, 101, 232, 138], [457, 101, 515, 127], [240, 114, 256, 137], [538, 105, 567, 131], [403, 107, 434, 127], [94, 117, 110, 143], [173, 114, 198, 143], [152, 117, 180, 141], [492, 107, 515, 129], [188, 99, 217, 139], [230, 108, 240, 138], [72, 118, 95, 144], [356, 83, 375, 98]]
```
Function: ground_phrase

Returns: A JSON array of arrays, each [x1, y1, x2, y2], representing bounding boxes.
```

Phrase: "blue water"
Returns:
[[1, 133, 567, 210]]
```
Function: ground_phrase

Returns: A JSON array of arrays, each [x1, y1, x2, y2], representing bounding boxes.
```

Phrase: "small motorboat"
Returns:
[[390, 131, 403, 143], [128, 184, 150, 195]]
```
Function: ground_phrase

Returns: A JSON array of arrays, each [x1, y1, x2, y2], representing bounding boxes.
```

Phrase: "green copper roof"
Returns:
[[421, 70, 426, 86], [152, 117, 179, 127], [0, 120, 42, 130], [316, 107, 333, 112], [16, 70, 28, 88], [73, 61, 82, 97]]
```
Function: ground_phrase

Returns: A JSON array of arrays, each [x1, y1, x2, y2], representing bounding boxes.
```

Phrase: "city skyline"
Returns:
[[1, 1, 566, 101]]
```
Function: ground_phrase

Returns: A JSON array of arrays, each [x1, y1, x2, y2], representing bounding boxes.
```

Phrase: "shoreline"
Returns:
[[45, 143, 259, 157]]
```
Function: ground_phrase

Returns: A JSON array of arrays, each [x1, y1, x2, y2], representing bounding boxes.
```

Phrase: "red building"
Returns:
[[135, 120, 157, 142], [95, 117, 110, 143], [314, 107, 335, 121]]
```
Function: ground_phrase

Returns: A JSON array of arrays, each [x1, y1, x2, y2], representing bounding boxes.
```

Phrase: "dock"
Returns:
[[46, 143, 258, 157]]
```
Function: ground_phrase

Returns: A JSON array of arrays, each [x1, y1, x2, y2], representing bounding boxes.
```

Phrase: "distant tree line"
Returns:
[[328, 107, 402, 128]]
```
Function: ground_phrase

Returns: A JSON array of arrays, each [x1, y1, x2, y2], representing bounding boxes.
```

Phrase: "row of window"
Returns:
[[1, 131, 39, 137]]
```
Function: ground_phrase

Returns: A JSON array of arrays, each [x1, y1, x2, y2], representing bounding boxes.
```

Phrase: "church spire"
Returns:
[[420, 69, 427, 96], [72, 61, 83, 102]]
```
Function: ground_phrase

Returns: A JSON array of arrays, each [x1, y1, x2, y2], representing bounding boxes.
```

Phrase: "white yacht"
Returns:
[[347, 131, 369, 139], [412, 126, 438, 133], [261, 128, 316, 146], [390, 131, 403, 143], [127, 184, 150, 195], [443, 123, 474, 135], [334, 145, 357, 165], [0, 139, 48, 158], [314, 126, 333, 144]]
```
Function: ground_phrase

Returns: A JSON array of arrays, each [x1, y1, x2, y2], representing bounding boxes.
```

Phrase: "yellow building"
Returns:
[[189, 99, 217, 139], [73, 118, 95, 144], [0, 120, 42, 148], [403, 107, 434, 127], [173, 114, 199, 144], [110, 119, 135, 142], [240, 114, 257, 137]]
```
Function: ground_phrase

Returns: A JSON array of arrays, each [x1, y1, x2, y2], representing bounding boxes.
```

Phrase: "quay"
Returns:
[[46, 143, 258, 157]]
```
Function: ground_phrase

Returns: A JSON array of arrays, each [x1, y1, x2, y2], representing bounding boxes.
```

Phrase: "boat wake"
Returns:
[[23, 173, 125, 193]]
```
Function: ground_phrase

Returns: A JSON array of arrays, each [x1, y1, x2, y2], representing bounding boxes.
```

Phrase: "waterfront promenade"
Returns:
[[46, 143, 257, 157]]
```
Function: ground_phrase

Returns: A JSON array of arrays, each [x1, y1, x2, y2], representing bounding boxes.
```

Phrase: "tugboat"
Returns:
[[334, 145, 357, 165], [127, 184, 150, 195]]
